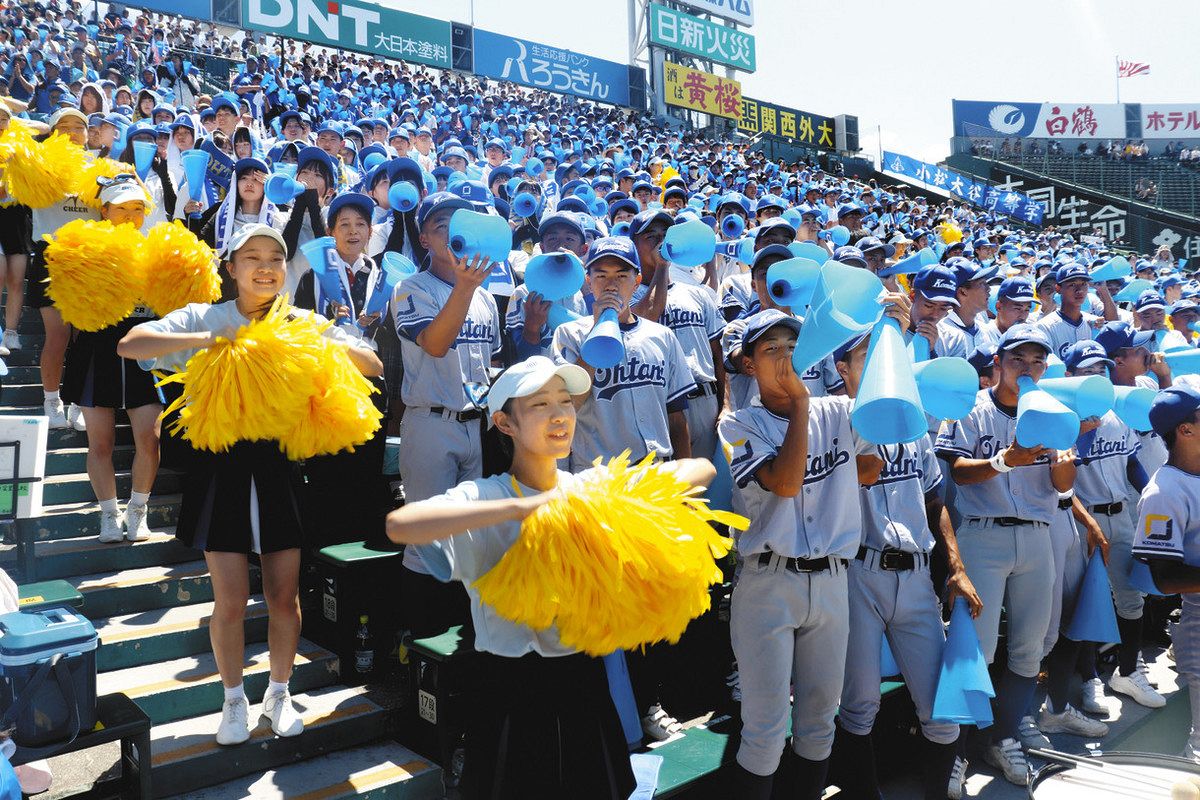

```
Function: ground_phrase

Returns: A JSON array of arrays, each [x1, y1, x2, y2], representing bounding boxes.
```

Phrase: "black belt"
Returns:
[[970, 516, 1041, 527], [1058, 498, 1073, 510], [427, 406, 483, 423], [687, 381, 718, 399], [757, 552, 843, 573], [1090, 502, 1124, 516], [856, 547, 928, 571]]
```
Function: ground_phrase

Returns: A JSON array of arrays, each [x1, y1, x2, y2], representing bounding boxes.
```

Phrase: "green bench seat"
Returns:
[[18, 579, 83, 611]]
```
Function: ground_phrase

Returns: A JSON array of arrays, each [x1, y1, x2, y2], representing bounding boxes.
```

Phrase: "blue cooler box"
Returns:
[[0, 607, 98, 750]]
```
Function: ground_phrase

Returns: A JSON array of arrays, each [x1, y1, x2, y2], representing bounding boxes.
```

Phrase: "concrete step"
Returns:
[[151, 685, 391, 799], [3, 382, 48, 405], [30, 528, 197, 580], [43, 469, 181, 505], [95, 597, 270, 672], [17, 493, 180, 542], [45, 445, 136, 476], [71, 559, 246, 618], [175, 740, 442, 800], [0, 346, 44, 367], [4, 366, 39, 383], [47, 423, 132, 449], [97, 637, 338, 724]]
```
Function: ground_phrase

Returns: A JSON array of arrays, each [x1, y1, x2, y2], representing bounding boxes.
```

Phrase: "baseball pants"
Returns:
[[1096, 504, 1144, 620], [1044, 507, 1089, 656], [684, 392, 719, 464]]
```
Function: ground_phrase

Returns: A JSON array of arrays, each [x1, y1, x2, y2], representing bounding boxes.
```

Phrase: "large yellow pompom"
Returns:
[[0, 128, 87, 209], [473, 452, 746, 656], [43, 219, 147, 331], [279, 337, 382, 460], [938, 221, 963, 245], [138, 222, 221, 316], [74, 157, 155, 213]]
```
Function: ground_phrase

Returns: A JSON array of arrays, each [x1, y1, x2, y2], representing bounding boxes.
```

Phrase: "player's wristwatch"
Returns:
[[990, 451, 1014, 474]]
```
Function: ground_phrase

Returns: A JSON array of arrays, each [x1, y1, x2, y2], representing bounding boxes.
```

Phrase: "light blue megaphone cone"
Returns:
[[1016, 376, 1081, 450], [913, 356, 978, 422], [781, 207, 803, 230], [388, 180, 419, 212], [1114, 279, 1154, 304], [133, 140, 156, 181], [1090, 256, 1133, 282], [766, 257, 821, 311], [510, 145, 525, 164], [826, 225, 851, 247], [546, 303, 582, 331], [180, 150, 210, 216], [878, 246, 936, 278], [298, 236, 346, 303], [988, 285, 999, 316], [787, 241, 829, 265], [358, 252, 417, 329], [447, 172, 467, 191], [704, 439, 734, 514], [275, 162, 297, 179], [526, 159, 545, 178], [363, 153, 386, 172], [792, 260, 886, 377], [1037, 375, 1115, 419], [512, 192, 539, 218], [1165, 347, 1200, 377], [524, 251, 584, 302], [719, 237, 756, 265], [1066, 551, 1122, 643], [1127, 559, 1167, 596], [574, 183, 596, 204], [880, 634, 900, 678], [720, 214, 745, 238], [910, 333, 931, 364], [1113, 384, 1155, 432], [448, 209, 512, 264], [660, 219, 716, 268], [581, 308, 624, 368], [611, 221, 631, 237], [592, 198, 608, 218], [602, 652, 643, 748], [932, 598, 995, 727], [1044, 353, 1067, 379], [852, 317, 928, 445], [265, 173, 306, 205]]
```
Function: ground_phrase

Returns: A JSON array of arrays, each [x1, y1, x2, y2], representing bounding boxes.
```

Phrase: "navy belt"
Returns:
[[1090, 502, 1124, 516], [687, 381, 718, 399], [757, 552, 843, 573], [426, 406, 483, 423], [856, 547, 929, 571]]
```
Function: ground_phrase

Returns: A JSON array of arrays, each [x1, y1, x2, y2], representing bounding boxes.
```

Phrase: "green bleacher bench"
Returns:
[[18, 579, 83, 611], [403, 625, 480, 788]]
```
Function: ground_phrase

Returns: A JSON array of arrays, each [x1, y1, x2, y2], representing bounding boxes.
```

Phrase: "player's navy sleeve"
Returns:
[[934, 414, 974, 461], [719, 412, 774, 489], [394, 278, 439, 342]]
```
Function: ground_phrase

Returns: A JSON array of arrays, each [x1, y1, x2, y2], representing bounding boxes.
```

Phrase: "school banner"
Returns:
[[472, 30, 632, 106], [649, 3, 755, 72], [662, 61, 742, 120], [883, 151, 1044, 225], [241, 0, 451, 68], [736, 97, 836, 150], [675, 0, 754, 27]]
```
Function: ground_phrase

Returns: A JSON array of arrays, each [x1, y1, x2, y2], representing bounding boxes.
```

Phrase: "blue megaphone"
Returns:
[[660, 219, 716, 268], [879, 246, 936, 278], [988, 285, 1000, 316], [792, 260, 886, 377], [1037, 376, 1115, 419], [720, 214, 745, 239], [133, 140, 156, 181], [1165, 347, 1200, 376], [1066, 551, 1122, 643], [526, 159, 545, 178], [275, 162, 297, 179], [1016, 376, 1081, 450], [1114, 279, 1154, 304], [1090, 256, 1133, 282], [820, 225, 851, 247], [388, 180, 419, 213], [1128, 559, 1167, 596], [512, 192, 540, 218], [574, 183, 596, 204], [781, 207, 804, 230], [787, 241, 829, 265], [1113, 384, 1155, 432], [447, 172, 467, 191], [853, 317, 928, 445], [880, 635, 900, 678], [510, 146, 525, 164], [547, 303, 582, 331], [448, 209, 512, 264], [524, 251, 584, 302], [602, 652, 643, 748], [913, 357, 979, 422], [611, 221, 631, 237], [1044, 353, 1067, 379], [705, 439, 734, 514], [363, 153, 386, 172], [932, 598, 995, 727], [592, 198, 609, 218], [581, 308, 624, 368], [358, 252, 418, 329], [265, 173, 306, 205], [719, 237, 756, 265], [180, 150, 210, 218], [766, 257, 821, 311], [910, 332, 932, 363], [298, 236, 347, 304]]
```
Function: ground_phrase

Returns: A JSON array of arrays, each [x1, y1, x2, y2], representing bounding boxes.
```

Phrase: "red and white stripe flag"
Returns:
[[1118, 60, 1151, 78]]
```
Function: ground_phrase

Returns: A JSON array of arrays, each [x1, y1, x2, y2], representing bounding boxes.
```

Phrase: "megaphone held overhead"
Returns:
[[792, 259, 886, 377], [660, 219, 717, 268], [852, 317, 929, 445], [1016, 376, 1080, 450], [524, 251, 585, 302]]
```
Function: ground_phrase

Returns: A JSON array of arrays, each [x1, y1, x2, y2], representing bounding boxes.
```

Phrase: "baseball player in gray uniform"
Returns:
[[831, 333, 981, 800], [1035, 262, 1113, 359], [979, 278, 1035, 351], [506, 211, 591, 360], [934, 323, 1077, 788], [394, 191, 502, 637], [935, 257, 996, 359]]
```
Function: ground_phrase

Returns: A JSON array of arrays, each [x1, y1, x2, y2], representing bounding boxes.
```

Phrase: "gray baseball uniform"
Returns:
[[1035, 309, 1100, 359], [937, 311, 990, 359], [660, 281, 724, 460]]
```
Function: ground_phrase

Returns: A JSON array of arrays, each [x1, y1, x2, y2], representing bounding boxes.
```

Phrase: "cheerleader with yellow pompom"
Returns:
[[118, 224, 382, 747], [386, 356, 727, 800]]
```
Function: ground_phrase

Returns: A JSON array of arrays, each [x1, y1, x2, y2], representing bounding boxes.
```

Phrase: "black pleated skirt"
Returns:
[[25, 242, 51, 309], [62, 315, 162, 409], [0, 204, 31, 257]]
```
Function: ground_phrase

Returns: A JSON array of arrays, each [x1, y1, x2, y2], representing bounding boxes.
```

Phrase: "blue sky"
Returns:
[[377, 0, 1200, 164]]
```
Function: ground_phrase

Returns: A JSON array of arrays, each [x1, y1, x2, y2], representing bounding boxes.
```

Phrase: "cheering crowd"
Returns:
[[5, 1, 1200, 798]]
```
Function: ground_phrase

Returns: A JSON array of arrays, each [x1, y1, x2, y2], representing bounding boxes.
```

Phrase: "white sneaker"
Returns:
[[67, 403, 86, 431], [3, 330, 20, 351], [215, 697, 251, 745], [1017, 715, 1050, 751], [124, 503, 151, 542], [260, 689, 303, 737], [97, 509, 125, 543], [984, 737, 1030, 786], [44, 399, 69, 429], [641, 703, 683, 742], [1109, 670, 1166, 708], [947, 756, 968, 800], [1081, 678, 1108, 715], [0, 341, 9, 358], [1038, 703, 1110, 737]]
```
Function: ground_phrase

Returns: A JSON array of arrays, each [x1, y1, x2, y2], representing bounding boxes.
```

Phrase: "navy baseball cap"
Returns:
[[295, 146, 337, 185], [1095, 320, 1157, 356], [997, 323, 1052, 354], [836, 202, 864, 218], [857, 236, 895, 257], [968, 345, 997, 375], [233, 157, 269, 175], [741, 309, 802, 351], [327, 191, 374, 222], [627, 208, 673, 239], [1149, 384, 1200, 438], [1064, 340, 1114, 372], [538, 211, 585, 240], [1055, 262, 1090, 284], [833, 332, 871, 363], [833, 245, 867, 268], [912, 265, 960, 306], [416, 191, 476, 227], [750, 244, 795, 274], [1134, 290, 1166, 312], [585, 236, 640, 271], [996, 277, 1036, 304], [754, 217, 796, 243], [947, 256, 998, 286], [1170, 299, 1200, 316]]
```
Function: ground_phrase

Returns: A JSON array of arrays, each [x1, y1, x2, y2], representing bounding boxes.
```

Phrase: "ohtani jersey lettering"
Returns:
[[660, 282, 724, 384], [858, 437, 943, 553]]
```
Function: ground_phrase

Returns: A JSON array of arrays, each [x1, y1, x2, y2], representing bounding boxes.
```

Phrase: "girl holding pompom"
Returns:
[[386, 356, 716, 800], [0, 98, 33, 359], [117, 224, 382, 747]]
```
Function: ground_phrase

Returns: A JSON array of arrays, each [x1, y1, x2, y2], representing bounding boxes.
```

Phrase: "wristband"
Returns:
[[990, 452, 1013, 474], [1056, 489, 1075, 501]]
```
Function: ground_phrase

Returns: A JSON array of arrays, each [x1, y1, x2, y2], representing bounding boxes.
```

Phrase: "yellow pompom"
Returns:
[[138, 222, 221, 316], [44, 219, 148, 331], [0, 128, 87, 209], [279, 337, 382, 460], [74, 157, 131, 209], [938, 222, 963, 245], [473, 452, 746, 656]]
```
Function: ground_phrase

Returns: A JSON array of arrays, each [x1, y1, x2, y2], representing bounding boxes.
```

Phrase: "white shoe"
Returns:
[[260, 689, 303, 737], [947, 756, 968, 800], [98, 509, 125, 543], [124, 503, 151, 542], [67, 403, 86, 431], [1081, 677, 1108, 715], [640, 703, 682, 742], [1038, 703, 1110, 737], [215, 697, 251, 745], [1109, 670, 1166, 708], [1017, 715, 1050, 751], [44, 399, 69, 429], [985, 737, 1030, 786], [3, 330, 20, 351], [0, 341, 9, 358]]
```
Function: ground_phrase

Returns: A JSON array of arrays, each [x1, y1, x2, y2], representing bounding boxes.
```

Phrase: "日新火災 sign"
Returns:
[[649, 3, 755, 72]]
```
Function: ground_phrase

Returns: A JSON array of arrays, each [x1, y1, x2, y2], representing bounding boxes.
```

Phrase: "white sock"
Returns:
[[98, 498, 119, 514], [266, 679, 288, 697], [128, 491, 150, 508], [44, 390, 60, 403], [224, 683, 246, 702]]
